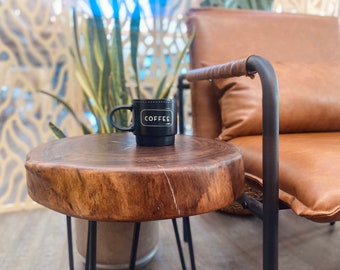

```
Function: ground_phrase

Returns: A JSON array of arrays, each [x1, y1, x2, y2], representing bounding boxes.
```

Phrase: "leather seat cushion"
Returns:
[[215, 62, 340, 140], [230, 132, 340, 223]]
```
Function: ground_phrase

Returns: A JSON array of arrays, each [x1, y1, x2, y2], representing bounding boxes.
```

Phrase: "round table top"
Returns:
[[25, 133, 244, 222]]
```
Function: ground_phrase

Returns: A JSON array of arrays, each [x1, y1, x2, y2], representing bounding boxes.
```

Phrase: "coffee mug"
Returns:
[[110, 99, 177, 146]]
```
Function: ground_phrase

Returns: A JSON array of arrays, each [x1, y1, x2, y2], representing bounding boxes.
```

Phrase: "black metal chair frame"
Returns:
[[178, 55, 279, 270]]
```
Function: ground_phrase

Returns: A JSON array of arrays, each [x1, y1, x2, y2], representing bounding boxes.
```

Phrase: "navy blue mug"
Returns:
[[110, 99, 177, 146]]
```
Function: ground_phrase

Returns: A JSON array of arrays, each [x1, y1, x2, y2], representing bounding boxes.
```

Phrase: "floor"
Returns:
[[0, 208, 339, 270]]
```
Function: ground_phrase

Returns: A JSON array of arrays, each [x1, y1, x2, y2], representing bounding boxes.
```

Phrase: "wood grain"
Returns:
[[25, 134, 244, 222]]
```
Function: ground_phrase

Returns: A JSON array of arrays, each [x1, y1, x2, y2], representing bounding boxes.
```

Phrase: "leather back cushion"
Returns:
[[186, 8, 340, 139], [217, 62, 340, 140]]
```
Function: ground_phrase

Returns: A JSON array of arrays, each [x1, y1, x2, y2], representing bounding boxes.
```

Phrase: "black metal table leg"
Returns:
[[183, 217, 196, 270], [85, 221, 97, 270], [172, 219, 187, 270], [81, 218, 195, 270], [129, 222, 141, 270], [66, 216, 74, 270]]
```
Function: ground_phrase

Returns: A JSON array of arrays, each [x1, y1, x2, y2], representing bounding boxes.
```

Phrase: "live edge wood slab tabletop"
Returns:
[[25, 133, 244, 222]]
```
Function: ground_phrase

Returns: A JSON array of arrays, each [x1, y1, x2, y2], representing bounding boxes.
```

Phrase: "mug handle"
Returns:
[[109, 105, 134, 132]]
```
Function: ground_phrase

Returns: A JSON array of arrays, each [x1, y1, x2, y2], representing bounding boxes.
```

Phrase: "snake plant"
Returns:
[[41, 0, 193, 138]]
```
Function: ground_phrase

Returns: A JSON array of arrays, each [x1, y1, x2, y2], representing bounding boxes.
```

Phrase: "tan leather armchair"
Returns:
[[180, 7, 340, 270]]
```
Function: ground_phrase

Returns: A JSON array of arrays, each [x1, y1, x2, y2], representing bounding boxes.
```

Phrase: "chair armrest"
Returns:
[[186, 57, 256, 81]]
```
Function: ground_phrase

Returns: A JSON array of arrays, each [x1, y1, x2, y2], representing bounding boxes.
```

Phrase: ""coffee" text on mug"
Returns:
[[141, 109, 173, 127]]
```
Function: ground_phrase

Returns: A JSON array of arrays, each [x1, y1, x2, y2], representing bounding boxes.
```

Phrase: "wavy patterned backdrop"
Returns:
[[0, 0, 337, 213], [0, 0, 80, 212], [0, 0, 194, 213], [273, 0, 340, 16]]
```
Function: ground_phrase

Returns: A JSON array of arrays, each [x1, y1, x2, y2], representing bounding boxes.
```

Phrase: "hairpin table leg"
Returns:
[[172, 219, 187, 269], [183, 217, 196, 270], [85, 221, 97, 270], [66, 216, 74, 270], [129, 222, 141, 270]]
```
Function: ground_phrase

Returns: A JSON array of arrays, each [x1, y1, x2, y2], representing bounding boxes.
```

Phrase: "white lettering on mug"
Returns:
[[144, 115, 170, 122], [141, 109, 173, 127]]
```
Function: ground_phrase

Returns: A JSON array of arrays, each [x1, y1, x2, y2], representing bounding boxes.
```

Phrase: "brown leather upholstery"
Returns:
[[232, 133, 340, 222], [216, 61, 340, 140], [186, 8, 340, 222]]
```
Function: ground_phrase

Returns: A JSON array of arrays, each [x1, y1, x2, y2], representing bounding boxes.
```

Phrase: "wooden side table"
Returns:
[[25, 133, 244, 269]]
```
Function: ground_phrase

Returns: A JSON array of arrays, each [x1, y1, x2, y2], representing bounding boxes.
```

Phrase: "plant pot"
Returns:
[[75, 219, 159, 269]]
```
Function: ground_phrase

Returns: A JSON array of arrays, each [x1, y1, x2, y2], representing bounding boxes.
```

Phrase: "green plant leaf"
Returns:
[[70, 9, 106, 121], [92, 19, 106, 72], [48, 122, 66, 139], [111, 0, 127, 100], [38, 89, 92, 135], [88, 1, 111, 110], [154, 75, 167, 98], [84, 17, 99, 92], [158, 27, 196, 99], [130, 1, 141, 98]]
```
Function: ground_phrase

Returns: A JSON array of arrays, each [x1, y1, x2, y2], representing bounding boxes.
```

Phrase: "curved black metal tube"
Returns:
[[177, 74, 189, 135], [246, 55, 279, 270]]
